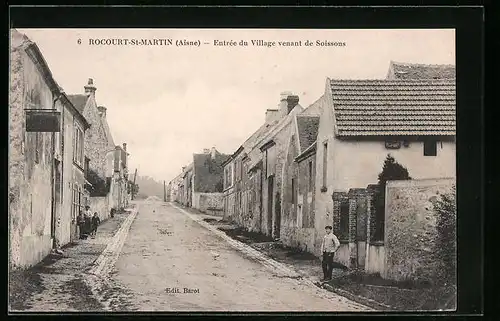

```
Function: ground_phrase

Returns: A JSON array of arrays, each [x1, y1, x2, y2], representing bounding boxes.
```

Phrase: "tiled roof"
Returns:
[[67, 94, 88, 114], [389, 61, 455, 80], [296, 115, 320, 153], [329, 79, 456, 137]]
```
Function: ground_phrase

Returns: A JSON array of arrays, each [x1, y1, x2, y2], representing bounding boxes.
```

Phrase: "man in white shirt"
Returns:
[[320, 225, 341, 281]]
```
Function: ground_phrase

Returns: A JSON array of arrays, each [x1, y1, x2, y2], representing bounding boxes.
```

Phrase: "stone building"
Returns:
[[111, 143, 130, 210], [180, 163, 193, 207], [58, 92, 91, 245], [281, 106, 321, 254], [222, 92, 305, 238], [9, 29, 89, 268], [68, 79, 125, 220], [314, 76, 456, 268], [175, 148, 228, 213], [168, 172, 183, 203], [258, 93, 304, 239]]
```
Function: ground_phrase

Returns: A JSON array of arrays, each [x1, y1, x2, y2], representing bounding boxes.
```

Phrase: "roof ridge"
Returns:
[[391, 61, 456, 68]]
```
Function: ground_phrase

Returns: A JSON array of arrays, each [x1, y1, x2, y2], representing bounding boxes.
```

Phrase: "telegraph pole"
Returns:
[[163, 180, 167, 202], [131, 168, 138, 200]]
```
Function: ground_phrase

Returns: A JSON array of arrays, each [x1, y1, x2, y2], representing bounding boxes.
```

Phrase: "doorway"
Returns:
[[52, 159, 62, 247], [267, 175, 274, 236]]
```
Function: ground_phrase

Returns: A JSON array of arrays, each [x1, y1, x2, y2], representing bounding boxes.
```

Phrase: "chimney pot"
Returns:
[[123, 143, 127, 151], [280, 91, 293, 101], [97, 106, 107, 117], [203, 148, 210, 154], [211, 147, 217, 159], [84, 78, 97, 96]]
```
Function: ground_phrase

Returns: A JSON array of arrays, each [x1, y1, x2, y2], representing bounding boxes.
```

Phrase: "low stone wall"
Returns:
[[194, 192, 224, 216], [90, 196, 110, 221], [365, 243, 385, 275], [383, 178, 455, 282], [280, 226, 316, 254]]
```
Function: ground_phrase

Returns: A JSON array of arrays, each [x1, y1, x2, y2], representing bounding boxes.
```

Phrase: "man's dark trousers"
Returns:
[[322, 252, 334, 280]]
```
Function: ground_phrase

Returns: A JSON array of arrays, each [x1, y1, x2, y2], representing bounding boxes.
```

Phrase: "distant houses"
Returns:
[[170, 60, 456, 283], [9, 29, 130, 269], [171, 147, 229, 215]]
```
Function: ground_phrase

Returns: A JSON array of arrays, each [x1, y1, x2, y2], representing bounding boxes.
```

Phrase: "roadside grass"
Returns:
[[327, 271, 457, 311]]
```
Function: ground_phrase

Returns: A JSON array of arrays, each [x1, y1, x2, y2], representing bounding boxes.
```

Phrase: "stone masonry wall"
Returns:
[[196, 192, 224, 215], [384, 178, 455, 282], [10, 45, 54, 269]]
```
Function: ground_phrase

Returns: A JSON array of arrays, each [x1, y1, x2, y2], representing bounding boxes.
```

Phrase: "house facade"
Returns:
[[314, 77, 456, 267], [191, 148, 228, 214], [281, 110, 321, 254], [168, 172, 183, 203], [180, 163, 193, 207], [10, 30, 61, 268], [111, 144, 130, 210], [58, 93, 91, 246], [222, 92, 304, 238], [68, 80, 126, 220], [9, 30, 91, 268]]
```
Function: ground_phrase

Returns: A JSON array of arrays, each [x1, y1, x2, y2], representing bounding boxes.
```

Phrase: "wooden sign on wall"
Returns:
[[25, 109, 61, 132]]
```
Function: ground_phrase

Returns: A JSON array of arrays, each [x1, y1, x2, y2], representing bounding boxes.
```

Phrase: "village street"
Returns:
[[101, 199, 370, 312]]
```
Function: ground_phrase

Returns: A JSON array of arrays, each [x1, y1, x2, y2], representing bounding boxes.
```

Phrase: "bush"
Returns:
[[372, 154, 411, 241], [433, 184, 456, 285]]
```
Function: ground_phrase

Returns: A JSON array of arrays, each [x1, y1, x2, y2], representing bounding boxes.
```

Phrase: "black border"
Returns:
[[7, 5, 484, 318]]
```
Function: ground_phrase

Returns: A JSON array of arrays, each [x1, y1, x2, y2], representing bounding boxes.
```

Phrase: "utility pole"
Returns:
[[163, 180, 167, 202], [131, 168, 138, 200]]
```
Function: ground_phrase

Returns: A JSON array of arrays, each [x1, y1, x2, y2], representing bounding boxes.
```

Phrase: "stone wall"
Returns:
[[90, 196, 109, 221], [9, 43, 54, 269], [194, 192, 224, 215], [281, 134, 318, 255], [383, 178, 455, 282]]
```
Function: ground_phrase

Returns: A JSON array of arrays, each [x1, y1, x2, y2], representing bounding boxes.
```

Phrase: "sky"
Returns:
[[16, 29, 455, 183]]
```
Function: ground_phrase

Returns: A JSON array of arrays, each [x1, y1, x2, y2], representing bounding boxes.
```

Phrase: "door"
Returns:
[[274, 191, 281, 239], [51, 159, 62, 247], [267, 175, 274, 236]]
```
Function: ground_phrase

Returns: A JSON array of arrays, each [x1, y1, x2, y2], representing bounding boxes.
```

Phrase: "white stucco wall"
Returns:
[[330, 139, 456, 192]]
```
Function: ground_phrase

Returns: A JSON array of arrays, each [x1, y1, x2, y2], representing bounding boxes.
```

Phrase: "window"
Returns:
[[240, 160, 244, 181], [322, 142, 328, 188], [423, 138, 437, 156], [74, 125, 84, 166], [72, 184, 79, 220], [308, 161, 313, 192], [291, 178, 296, 205]]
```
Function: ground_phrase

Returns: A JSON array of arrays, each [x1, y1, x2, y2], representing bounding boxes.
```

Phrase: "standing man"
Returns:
[[320, 225, 341, 281], [77, 212, 85, 239], [90, 212, 101, 238]]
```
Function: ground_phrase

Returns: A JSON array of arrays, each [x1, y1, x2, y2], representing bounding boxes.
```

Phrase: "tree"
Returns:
[[433, 184, 456, 285], [372, 154, 412, 241]]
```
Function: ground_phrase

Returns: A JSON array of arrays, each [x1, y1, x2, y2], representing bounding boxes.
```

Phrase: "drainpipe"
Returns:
[[51, 92, 62, 249]]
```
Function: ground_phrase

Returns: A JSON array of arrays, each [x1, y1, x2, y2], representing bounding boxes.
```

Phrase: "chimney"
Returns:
[[211, 147, 217, 160], [265, 109, 280, 123], [123, 143, 127, 152], [84, 78, 97, 97], [203, 148, 210, 154], [182, 166, 186, 172], [286, 95, 300, 114], [97, 106, 107, 118], [279, 91, 293, 118]]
